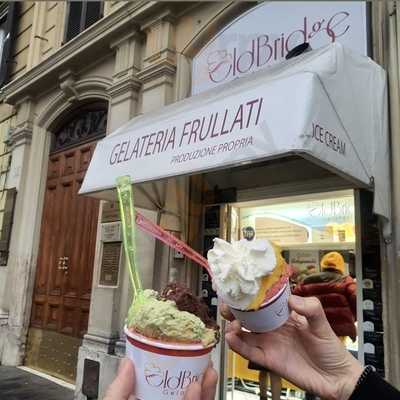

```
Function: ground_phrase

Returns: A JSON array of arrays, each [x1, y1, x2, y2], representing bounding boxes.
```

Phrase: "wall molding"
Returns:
[[36, 75, 112, 130], [1, 0, 157, 105], [5, 126, 33, 149]]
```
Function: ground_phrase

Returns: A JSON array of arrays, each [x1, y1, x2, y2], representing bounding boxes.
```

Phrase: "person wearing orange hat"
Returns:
[[320, 251, 346, 274], [293, 251, 357, 339], [293, 252, 356, 400]]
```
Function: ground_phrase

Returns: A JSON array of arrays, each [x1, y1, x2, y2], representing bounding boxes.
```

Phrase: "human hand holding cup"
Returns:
[[104, 357, 217, 400], [222, 295, 363, 400]]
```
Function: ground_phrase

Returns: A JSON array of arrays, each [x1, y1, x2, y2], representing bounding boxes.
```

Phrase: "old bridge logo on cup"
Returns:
[[144, 363, 204, 396], [144, 363, 164, 387], [207, 11, 351, 84], [275, 305, 285, 317]]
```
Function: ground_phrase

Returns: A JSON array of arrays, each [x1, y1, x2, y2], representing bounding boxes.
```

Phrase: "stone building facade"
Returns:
[[0, 2, 399, 399]]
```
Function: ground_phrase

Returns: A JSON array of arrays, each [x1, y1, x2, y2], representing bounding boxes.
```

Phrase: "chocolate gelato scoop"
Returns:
[[161, 282, 219, 332]]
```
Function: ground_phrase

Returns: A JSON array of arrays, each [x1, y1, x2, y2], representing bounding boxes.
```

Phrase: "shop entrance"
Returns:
[[25, 104, 107, 382], [202, 188, 359, 400]]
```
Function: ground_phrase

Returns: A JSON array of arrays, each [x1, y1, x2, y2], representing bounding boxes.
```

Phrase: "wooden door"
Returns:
[[30, 141, 99, 337]]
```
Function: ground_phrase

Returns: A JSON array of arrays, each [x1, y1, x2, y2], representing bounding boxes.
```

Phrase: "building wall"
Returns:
[[175, 2, 232, 53], [0, 109, 13, 311], [9, 2, 34, 80], [0, 0, 398, 396], [371, 1, 400, 386], [104, 1, 126, 17], [0, 100, 15, 360], [37, 2, 65, 63], [7, 1, 114, 82]]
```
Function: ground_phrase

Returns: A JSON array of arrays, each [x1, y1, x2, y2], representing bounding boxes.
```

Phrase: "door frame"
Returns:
[[205, 180, 369, 399], [29, 140, 102, 336], [12, 99, 109, 366], [29, 101, 107, 331], [26, 139, 103, 381]]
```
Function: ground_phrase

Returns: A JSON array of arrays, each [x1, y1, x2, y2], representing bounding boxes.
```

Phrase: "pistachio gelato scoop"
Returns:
[[127, 289, 217, 347]]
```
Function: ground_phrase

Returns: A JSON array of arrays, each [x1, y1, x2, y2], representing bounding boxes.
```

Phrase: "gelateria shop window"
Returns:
[[224, 190, 357, 400]]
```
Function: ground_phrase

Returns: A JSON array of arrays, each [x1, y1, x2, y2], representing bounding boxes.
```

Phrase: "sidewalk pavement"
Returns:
[[0, 366, 74, 400]]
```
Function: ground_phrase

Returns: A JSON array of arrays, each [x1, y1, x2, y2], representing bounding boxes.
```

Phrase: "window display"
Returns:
[[221, 190, 357, 400]]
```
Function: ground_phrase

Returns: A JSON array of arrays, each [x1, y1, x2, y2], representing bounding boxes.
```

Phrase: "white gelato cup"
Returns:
[[229, 279, 291, 332], [124, 326, 213, 400]]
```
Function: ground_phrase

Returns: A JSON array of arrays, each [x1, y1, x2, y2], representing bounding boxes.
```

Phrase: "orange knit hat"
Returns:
[[320, 251, 345, 274]]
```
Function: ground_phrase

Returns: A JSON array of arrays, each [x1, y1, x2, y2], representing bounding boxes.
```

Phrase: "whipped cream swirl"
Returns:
[[207, 238, 276, 310]]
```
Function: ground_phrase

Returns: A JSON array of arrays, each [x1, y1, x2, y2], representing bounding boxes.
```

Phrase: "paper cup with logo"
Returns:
[[229, 277, 291, 332], [124, 326, 213, 400]]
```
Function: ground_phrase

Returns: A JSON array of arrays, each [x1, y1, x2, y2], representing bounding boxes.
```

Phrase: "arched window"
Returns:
[[51, 102, 107, 154]]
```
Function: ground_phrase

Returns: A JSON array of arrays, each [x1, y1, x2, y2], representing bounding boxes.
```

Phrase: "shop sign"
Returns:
[[241, 196, 355, 228], [192, 1, 368, 94], [101, 221, 122, 242], [255, 216, 310, 245], [99, 242, 121, 287], [240, 195, 355, 244], [81, 71, 370, 195], [81, 44, 388, 221]]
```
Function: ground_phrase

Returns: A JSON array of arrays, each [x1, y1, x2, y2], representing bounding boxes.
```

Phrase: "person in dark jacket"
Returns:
[[293, 251, 357, 341], [105, 295, 400, 400]]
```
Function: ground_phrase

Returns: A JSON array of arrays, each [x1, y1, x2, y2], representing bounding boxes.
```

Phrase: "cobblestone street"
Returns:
[[0, 367, 73, 400]]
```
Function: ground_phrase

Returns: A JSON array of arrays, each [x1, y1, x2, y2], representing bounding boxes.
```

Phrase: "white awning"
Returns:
[[80, 43, 390, 222]]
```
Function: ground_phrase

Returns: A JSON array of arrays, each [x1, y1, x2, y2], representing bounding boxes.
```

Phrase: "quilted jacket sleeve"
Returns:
[[344, 276, 357, 320]]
